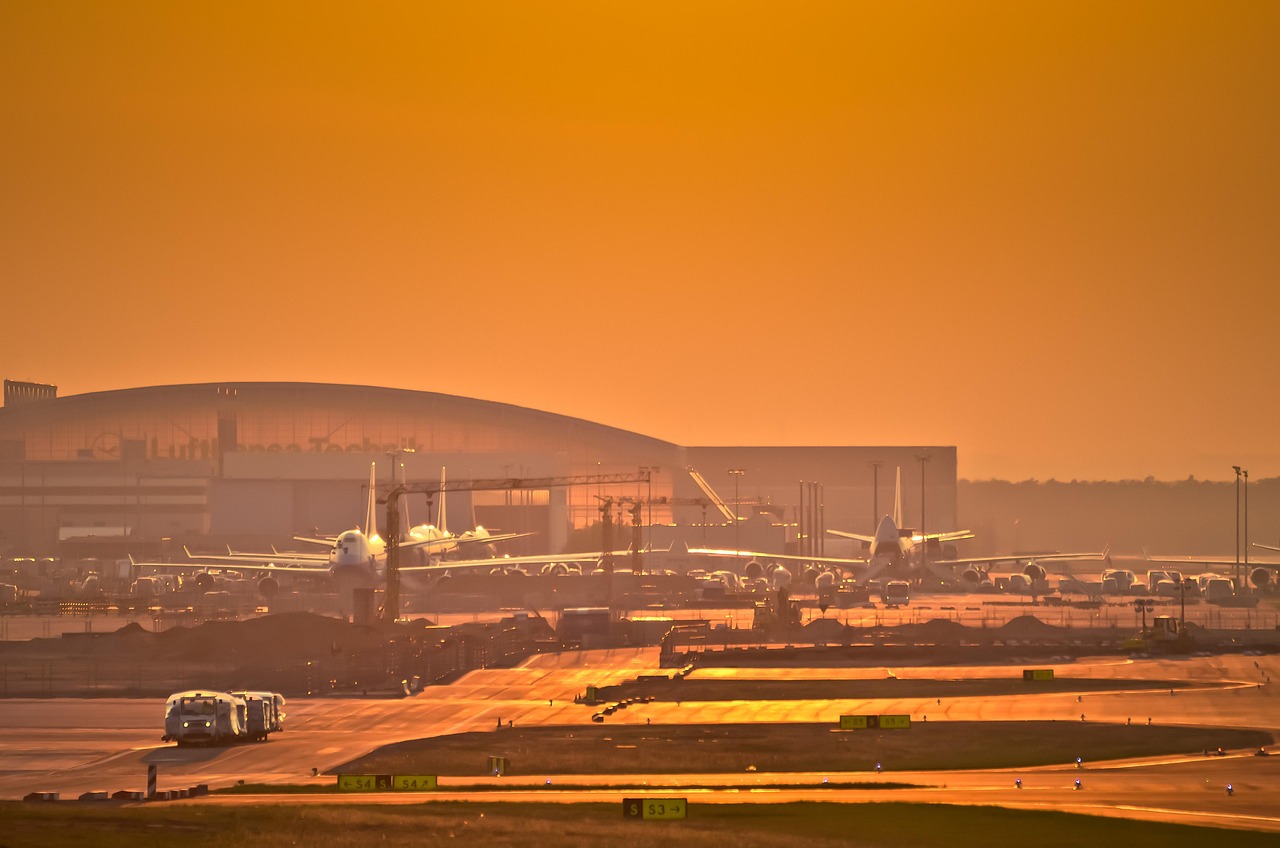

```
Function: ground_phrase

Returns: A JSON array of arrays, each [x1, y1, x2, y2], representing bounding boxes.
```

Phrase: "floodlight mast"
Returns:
[[378, 471, 651, 622]]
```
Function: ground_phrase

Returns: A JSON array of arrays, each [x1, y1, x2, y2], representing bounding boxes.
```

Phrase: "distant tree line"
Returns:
[[958, 477, 1280, 556]]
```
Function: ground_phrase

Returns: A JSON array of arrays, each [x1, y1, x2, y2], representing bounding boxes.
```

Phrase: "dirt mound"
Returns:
[[998, 615, 1069, 639], [802, 618, 847, 641], [900, 619, 976, 642], [154, 613, 390, 663], [102, 620, 160, 654]]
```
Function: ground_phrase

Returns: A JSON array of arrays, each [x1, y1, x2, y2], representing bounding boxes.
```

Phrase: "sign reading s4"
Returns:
[[392, 775, 438, 791], [337, 774, 392, 792]]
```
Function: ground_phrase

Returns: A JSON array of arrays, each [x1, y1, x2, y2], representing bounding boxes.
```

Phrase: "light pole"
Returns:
[[1244, 469, 1249, 590], [869, 461, 882, 529], [385, 448, 415, 539], [639, 466, 657, 554], [728, 469, 746, 555], [1233, 466, 1242, 589]]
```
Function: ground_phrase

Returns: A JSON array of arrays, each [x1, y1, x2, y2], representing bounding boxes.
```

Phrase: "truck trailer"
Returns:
[[231, 690, 286, 741]]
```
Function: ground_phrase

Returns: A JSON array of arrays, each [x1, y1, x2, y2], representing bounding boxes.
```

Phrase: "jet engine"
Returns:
[[257, 576, 280, 598], [743, 559, 765, 579], [194, 572, 216, 591], [960, 567, 985, 584], [1023, 562, 1047, 583], [769, 566, 793, 590], [1250, 567, 1272, 590]]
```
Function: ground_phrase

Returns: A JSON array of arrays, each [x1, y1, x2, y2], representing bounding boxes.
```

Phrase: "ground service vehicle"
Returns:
[[231, 690, 286, 741], [883, 580, 910, 607], [163, 691, 247, 746], [163, 689, 285, 746]]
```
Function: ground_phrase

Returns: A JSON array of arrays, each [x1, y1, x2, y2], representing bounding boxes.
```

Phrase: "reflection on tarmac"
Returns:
[[0, 648, 1276, 832]]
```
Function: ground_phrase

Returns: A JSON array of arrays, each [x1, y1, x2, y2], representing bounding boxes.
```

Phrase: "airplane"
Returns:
[[824, 467, 975, 585], [693, 467, 1106, 590], [289, 465, 530, 561], [1135, 544, 1280, 592], [134, 464, 575, 595]]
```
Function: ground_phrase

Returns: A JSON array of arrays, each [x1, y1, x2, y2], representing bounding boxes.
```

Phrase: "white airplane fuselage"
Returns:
[[327, 529, 384, 582], [870, 514, 912, 561]]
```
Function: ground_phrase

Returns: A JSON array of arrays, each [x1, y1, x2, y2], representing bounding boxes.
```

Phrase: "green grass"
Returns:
[[597, 676, 1202, 702], [1, 801, 1275, 848], [213, 780, 917, 795], [333, 721, 1273, 776]]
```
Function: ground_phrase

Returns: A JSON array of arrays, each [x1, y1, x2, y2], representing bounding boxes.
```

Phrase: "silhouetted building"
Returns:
[[0, 382, 957, 556]]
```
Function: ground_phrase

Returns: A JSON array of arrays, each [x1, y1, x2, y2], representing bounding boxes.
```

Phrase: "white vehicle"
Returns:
[[230, 690, 287, 741], [1102, 569, 1136, 593], [162, 691, 248, 746], [883, 580, 911, 607], [1204, 577, 1235, 604], [130, 576, 163, 597]]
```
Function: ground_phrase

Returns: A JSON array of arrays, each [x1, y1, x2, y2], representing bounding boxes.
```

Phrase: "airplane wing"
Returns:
[[181, 545, 330, 568], [932, 550, 1109, 567], [267, 545, 330, 561], [292, 535, 339, 548], [398, 550, 627, 574], [918, 530, 977, 544], [454, 530, 536, 547], [827, 529, 976, 545], [826, 529, 876, 544], [1141, 553, 1280, 570], [686, 547, 869, 567], [1256, 543, 1280, 554], [131, 554, 331, 575]]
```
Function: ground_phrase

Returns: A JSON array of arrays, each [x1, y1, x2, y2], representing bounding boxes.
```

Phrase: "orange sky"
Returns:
[[2, 2, 1277, 481]]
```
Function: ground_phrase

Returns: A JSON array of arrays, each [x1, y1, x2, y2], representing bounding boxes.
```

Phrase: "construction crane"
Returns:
[[378, 471, 651, 622], [610, 489, 774, 573]]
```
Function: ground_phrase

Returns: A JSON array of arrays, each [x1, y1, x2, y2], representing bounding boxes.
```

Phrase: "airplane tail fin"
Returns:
[[438, 467, 448, 536], [364, 462, 377, 539], [893, 466, 902, 526], [398, 460, 411, 535], [470, 478, 480, 531]]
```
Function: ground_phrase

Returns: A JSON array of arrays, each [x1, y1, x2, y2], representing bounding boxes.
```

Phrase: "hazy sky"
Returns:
[[2, 2, 1277, 481]]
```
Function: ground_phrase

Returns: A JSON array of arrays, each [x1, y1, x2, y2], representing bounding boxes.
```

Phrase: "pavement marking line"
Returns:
[[1110, 804, 1280, 827]]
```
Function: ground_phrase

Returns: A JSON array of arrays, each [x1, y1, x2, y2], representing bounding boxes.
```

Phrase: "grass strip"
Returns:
[[212, 780, 920, 795], [1, 800, 1275, 848], [334, 720, 1273, 775]]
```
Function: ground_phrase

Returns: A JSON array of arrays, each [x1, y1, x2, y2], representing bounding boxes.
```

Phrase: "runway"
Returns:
[[1, 648, 1277, 832]]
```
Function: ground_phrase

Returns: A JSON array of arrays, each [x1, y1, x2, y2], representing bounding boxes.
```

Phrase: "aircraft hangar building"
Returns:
[[0, 380, 957, 558]]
